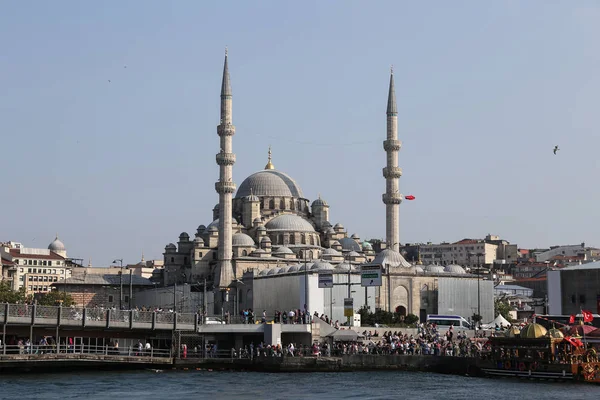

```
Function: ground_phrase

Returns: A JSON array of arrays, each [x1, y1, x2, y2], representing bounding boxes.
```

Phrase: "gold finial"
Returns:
[[264, 145, 275, 170]]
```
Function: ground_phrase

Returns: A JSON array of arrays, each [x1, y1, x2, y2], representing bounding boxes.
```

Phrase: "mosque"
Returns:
[[162, 52, 494, 323]]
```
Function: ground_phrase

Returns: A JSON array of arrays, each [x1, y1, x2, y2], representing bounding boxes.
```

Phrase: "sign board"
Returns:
[[361, 265, 382, 287], [318, 272, 333, 288], [344, 297, 354, 317]]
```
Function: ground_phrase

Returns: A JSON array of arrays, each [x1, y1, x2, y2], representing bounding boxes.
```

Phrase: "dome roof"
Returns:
[[322, 248, 341, 255], [193, 237, 205, 247], [232, 233, 256, 247], [372, 249, 412, 268], [351, 233, 359, 239], [48, 236, 65, 252], [265, 215, 315, 232], [236, 170, 304, 198], [253, 217, 262, 224], [165, 243, 176, 249], [299, 265, 308, 271], [287, 265, 300, 272], [339, 237, 361, 252], [273, 246, 294, 254], [414, 266, 424, 273], [347, 251, 361, 257], [325, 227, 335, 235], [312, 197, 327, 207], [266, 268, 277, 275], [206, 218, 238, 231], [275, 268, 286, 274], [445, 264, 466, 274], [246, 194, 260, 202], [208, 225, 218, 233], [335, 262, 355, 271], [257, 225, 267, 232], [260, 236, 272, 243], [334, 223, 344, 229], [197, 225, 206, 233], [362, 241, 373, 250], [311, 260, 334, 270], [258, 269, 268, 276], [425, 265, 446, 273], [521, 323, 548, 339]]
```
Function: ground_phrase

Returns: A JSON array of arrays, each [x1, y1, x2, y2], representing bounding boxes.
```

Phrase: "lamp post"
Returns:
[[476, 252, 484, 327], [112, 259, 124, 310], [234, 279, 245, 319], [304, 250, 313, 314]]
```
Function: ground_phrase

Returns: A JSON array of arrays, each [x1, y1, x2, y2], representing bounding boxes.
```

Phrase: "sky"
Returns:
[[1, 1, 599, 266]]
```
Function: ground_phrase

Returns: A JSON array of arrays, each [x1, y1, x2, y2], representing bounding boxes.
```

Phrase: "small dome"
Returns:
[[414, 265, 424, 273], [252, 248, 266, 255], [335, 262, 354, 271], [253, 217, 262, 224], [372, 249, 412, 268], [206, 218, 238, 231], [299, 265, 308, 271], [339, 237, 361, 252], [312, 197, 328, 207], [197, 225, 206, 233], [362, 241, 373, 250], [208, 225, 218, 233], [232, 233, 256, 247], [325, 227, 335, 235], [273, 246, 293, 255], [334, 223, 344, 230], [347, 251, 361, 257], [258, 269, 268, 276], [351, 233, 359, 239], [193, 237, 205, 247], [246, 194, 260, 202], [311, 260, 334, 270], [213, 203, 219, 210], [257, 225, 267, 232], [322, 248, 341, 255], [48, 236, 65, 252], [288, 265, 300, 272], [322, 221, 332, 229], [275, 268, 286, 274], [521, 323, 548, 339], [445, 264, 466, 274], [179, 232, 190, 241], [265, 215, 315, 232], [261, 236, 272, 243], [266, 268, 277, 275], [425, 264, 446, 274], [165, 243, 176, 250]]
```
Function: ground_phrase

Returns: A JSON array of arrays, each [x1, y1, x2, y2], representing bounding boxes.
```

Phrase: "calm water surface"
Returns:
[[1, 370, 599, 399]]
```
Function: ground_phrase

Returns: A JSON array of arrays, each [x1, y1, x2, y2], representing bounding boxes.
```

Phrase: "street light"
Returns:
[[234, 279, 245, 319], [304, 250, 313, 314]]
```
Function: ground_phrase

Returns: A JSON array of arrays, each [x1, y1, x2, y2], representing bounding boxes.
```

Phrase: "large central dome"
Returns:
[[236, 170, 304, 199]]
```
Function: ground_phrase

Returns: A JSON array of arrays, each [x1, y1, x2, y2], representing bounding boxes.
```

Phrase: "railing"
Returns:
[[0, 344, 172, 360]]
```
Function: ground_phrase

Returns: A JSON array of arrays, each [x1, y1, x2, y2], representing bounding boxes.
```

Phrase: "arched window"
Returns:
[[310, 236, 315, 245], [278, 234, 284, 245], [170, 257, 175, 263], [269, 199, 275, 209], [280, 199, 285, 209], [301, 234, 306, 245], [290, 200, 295, 210], [290, 235, 295, 245], [242, 250, 247, 256]]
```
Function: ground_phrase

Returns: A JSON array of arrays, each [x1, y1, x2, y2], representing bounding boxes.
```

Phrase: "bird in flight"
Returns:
[[108, 80, 111, 83], [553, 145, 559, 155]]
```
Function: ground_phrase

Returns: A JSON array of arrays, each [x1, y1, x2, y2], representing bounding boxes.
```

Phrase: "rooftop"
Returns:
[[53, 274, 154, 286]]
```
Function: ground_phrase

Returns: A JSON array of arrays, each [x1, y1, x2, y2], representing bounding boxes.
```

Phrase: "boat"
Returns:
[[476, 322, 600, 383]]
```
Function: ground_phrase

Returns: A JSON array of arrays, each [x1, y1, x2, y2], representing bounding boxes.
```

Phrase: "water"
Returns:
[[1, 370, 599, 399]]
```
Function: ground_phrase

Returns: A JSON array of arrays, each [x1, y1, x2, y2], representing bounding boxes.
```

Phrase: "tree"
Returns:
[[494, 294, 514, 322], [404, 313, 419, 325], [36, 290, 75, 307], [0, 281, 26, 303]]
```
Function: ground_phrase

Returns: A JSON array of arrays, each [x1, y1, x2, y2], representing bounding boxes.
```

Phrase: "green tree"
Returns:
[[36, 290, 75, 307], [494, 295, 514, 322], [0, 281, 26, 303]]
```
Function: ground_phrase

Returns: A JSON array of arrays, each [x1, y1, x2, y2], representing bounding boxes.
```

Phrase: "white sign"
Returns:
[[318, 272, 333, 288], [361, 265, 382, 287]]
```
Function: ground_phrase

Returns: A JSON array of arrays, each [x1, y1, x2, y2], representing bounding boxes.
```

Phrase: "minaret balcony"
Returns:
[[383, 139, 401, 152], [382, 193, 403, 205], [217, 124, 236, 136], [216, 152, 236, 166], [383, 167, 402, 179], [215, 181, 237, 194]]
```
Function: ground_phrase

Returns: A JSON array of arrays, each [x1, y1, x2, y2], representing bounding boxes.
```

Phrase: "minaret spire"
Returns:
[[382, 67, 402, 252], [264, 145, 275, 170], [215, 49, 237, 305]]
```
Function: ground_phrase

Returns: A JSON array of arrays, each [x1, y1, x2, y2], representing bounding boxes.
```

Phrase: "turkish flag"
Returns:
[[569, 315, 576, 324], [582, 310, 594, 323]]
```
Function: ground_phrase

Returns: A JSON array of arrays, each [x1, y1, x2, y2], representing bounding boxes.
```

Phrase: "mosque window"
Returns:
[[278, 234, 283, 245], [290, 200, 295, 211], [242, 250, 247, 256], [213, 252, 217, 260], [290, 235, 295, 245], [171, 257, 175, 263], [269, 199, 275, 209], [48, 261, 52, 266], [310, 236, 315, 245], [301, 234, 306, 245], [280, 199, 285, 209], [198, 252, 203, 258], [108, 295, 114, 303]]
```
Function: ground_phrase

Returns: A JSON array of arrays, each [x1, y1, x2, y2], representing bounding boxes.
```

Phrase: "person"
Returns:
[[137, 340, 143, 356], [262, 310, 266, 324], [182, 343, 187, 359], [145, 341, 151, 356]]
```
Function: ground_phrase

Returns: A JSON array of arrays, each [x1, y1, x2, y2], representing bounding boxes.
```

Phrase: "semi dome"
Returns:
[[445, 264, 466, 274], [236, 170, 304, 198], [425, 265, 446, 274], [339, 237, 361, 252], [521, 323, 548, 339], [323, 248, 341, 255], [48, 236, 65, 252], [266, 215, 315, 232], [232, 233, 256, 247], [371, 249, 412, 268]]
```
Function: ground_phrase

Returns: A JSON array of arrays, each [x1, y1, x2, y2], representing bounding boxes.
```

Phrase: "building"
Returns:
[[418, 234, 516, 267], [534, 243, 600, 263], [547, 260, 600, 316], [52, 274, 155, 308], [160, 52, 491, 321], [0, 236, 72, 295]]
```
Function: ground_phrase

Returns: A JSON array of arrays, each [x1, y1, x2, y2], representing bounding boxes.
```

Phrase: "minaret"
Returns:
[[382, 66, 402, 252], [215, 48, 236, 292]]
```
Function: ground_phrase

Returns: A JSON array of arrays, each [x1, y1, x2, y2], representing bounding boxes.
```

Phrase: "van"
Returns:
[[426, 314, 471, 329]]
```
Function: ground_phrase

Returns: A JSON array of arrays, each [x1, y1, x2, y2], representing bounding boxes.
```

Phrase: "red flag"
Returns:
[[405, 195, 415, 201], [582, 310, 594, 323], [569, 315, 575, 324]]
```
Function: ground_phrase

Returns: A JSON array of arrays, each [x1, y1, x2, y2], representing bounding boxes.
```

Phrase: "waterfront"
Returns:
[[1, 370, 599, 400]]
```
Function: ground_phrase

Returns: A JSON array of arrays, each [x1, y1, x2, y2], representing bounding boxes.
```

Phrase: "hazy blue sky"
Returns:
[[1, 1, 598, 266]]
